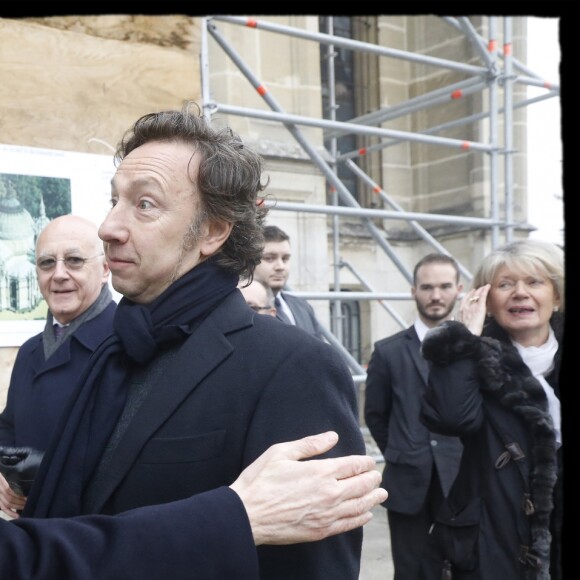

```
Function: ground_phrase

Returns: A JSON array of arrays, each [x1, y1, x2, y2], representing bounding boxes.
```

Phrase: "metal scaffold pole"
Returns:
[[200, 15, 560, 374]]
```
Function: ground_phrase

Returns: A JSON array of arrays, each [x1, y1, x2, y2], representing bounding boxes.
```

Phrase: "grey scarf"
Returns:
[[42, 284, 114, 359]]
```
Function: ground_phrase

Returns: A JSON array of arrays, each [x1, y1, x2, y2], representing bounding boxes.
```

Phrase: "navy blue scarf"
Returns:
[[23, 258, 238, 518]]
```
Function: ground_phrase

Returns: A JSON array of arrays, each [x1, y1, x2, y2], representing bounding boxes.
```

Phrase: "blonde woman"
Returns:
[[419, 239, 564, 580]]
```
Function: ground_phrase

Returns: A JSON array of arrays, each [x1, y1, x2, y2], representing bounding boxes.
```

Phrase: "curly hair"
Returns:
[[114, 101, 270, 279]]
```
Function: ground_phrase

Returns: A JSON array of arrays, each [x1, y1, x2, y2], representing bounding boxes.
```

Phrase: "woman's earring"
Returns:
[[553, 306, 559, 312]]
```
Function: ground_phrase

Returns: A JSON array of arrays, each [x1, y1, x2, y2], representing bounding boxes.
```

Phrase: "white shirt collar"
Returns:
[[414, 317, 455, 343], [413, 318, 431, 342], [276, 293, 297, 325]]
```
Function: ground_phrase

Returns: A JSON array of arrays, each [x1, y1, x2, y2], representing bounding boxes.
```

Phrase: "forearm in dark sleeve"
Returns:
[[3, 487, 259, 580]]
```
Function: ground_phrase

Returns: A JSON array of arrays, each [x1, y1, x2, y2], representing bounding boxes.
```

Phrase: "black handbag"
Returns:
[[0, 446, 44, 496]]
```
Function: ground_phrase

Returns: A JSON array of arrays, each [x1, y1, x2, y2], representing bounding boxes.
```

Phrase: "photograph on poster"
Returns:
[[0, 143, 115, 346]]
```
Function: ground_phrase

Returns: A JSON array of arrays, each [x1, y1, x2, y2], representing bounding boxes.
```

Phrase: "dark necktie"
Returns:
[[54, 325, 66, 340], [274, 296, 292, 324]]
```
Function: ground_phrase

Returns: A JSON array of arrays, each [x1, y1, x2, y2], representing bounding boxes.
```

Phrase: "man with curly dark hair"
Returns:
[[22, 102, 366, 580]]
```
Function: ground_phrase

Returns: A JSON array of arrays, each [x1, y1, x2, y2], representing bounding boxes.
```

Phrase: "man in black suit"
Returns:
[[364, 253, 465, 580], [254, 224, 323, 339]]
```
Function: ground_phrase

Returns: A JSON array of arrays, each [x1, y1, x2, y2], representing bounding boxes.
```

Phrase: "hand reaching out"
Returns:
[[230, 431, 388, 545]]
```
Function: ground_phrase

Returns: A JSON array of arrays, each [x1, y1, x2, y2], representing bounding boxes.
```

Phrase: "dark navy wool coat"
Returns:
[[419, 317, 563, 580], [2, 486, 260, 579], [0, 302, 116, 450], [27, 290, 364, 580]]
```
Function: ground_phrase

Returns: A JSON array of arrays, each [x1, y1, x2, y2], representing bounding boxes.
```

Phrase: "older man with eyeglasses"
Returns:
[[238, 278, 277, 317], [0, 214, 116, 518]]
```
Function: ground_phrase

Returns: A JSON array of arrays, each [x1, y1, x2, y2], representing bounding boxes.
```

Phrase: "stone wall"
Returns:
[[0, 17, 201, 154]]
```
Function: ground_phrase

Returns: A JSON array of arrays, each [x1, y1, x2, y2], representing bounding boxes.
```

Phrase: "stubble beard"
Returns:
[[417, 300, 455, 324], [269, 278, 285, 293]]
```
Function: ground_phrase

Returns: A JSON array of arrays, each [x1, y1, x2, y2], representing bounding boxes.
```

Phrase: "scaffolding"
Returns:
[[199, 15, 560, 378]]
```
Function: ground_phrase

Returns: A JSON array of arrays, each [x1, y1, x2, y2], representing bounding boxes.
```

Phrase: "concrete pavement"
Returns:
[[359, 428, 393, 579], [360, 502, 393, 579]]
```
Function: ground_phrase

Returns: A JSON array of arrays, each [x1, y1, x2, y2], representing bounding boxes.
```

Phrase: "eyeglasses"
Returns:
[[36, 254, 104, 272], [249, 305, 273, 312]]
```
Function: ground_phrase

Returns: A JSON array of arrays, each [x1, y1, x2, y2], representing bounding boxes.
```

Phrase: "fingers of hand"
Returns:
[[332, 487, 388, 525], [279, 431, 339, 462], [0, 497, 24, 516], [320, 454, 376, 481], [257, 432, 340, 466], [464, 284, 490, 308], [233, 432, 342, 489], [463, 291, 481, 307], [0, 492, 25, 512], [301, 509, 374, 543], [0, 479, 26, 506], [332, 472, 385, 530], [0, 506, 20, 520], [460, 294, 481, 321], [304, 468, 383, 517], [326, 510, 374, 536], [298, 485, 388, 542], [0, 473, 10, 490]]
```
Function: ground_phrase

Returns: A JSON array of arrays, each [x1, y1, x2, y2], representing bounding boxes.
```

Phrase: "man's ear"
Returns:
[[101, 258, 111, 285], [200, 220, 233, 257]]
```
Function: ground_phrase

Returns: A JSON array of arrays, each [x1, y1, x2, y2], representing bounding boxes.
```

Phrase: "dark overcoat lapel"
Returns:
[[86, 299, 251, 512]]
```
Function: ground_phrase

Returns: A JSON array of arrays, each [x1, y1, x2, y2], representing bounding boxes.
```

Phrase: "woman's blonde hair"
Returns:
[[473, 239, 565, 312]]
